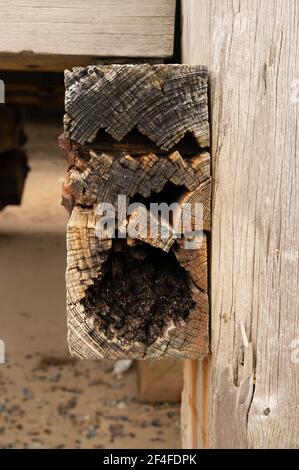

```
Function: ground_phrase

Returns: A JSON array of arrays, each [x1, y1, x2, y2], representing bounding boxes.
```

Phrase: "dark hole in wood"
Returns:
[[130, 181, 186, 207], [129, 181, 187, 228], [83, 243, 195, 346], [88, 128, 201, 156]]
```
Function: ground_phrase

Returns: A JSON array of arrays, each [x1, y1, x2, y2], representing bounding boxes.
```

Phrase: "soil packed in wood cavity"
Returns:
[[83, 245, 195, 346]]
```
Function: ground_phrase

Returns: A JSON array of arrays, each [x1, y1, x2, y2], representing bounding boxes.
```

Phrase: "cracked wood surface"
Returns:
[[66, 206, 209, 360], [181, 0, 299, 449], [63, 64, 211, 361], [64, 64, 209, 150]]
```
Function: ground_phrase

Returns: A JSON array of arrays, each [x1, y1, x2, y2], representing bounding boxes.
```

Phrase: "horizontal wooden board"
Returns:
[[0, 53, 160, 72], [0, 0, 176, 58]]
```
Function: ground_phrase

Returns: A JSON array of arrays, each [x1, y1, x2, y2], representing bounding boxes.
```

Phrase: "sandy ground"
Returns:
[[0, 113, 180, 449]]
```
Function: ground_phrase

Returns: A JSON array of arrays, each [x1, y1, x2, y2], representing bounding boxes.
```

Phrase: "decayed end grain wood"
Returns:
[[0, 0, 176, 58], [64, 64, 210, 150], [63, 64, 210, 360], [181, 0, 299, 449]]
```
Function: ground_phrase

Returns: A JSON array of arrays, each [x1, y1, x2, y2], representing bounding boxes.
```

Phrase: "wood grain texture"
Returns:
[[64, 64, 209, 150], [182, 0, 299, 449], [66, 206, 209, 360], [65, 154, 210, 360], [64, 149, 210, 208], [63, 64, 211, 361], [181, 358, 209, 449], [0, 0, 176, 58]]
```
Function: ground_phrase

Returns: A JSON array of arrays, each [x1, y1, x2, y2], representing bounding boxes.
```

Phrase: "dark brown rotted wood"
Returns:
[[63, 64, 210, 360]]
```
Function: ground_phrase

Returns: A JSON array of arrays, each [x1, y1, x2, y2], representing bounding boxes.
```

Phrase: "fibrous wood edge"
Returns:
[[62, 147, 210, 209], [64, 64, 209, 150]]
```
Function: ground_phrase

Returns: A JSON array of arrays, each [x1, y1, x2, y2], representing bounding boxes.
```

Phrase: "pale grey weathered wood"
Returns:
[[0, 0, 176, 58], [181, 0, 299, 449]]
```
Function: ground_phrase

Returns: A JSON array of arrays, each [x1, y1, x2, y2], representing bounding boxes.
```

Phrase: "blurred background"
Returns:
[[0, 90, 181, 448]]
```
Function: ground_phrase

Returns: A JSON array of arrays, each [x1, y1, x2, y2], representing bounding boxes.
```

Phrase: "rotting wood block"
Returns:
[[64, 64, 209, 149], [62, 64, 211, 360]]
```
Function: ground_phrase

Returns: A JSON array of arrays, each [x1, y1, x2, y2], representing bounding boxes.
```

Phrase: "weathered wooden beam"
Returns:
[[0, 0, 176, 58], [62, 64, 211, 361], [138, 359, 183, 403], [0, 53, 161, 73], [1, 71, 64, 109], [181, 0, 299, 449]]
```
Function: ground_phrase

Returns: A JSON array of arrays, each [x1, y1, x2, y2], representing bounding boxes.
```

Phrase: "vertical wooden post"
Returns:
[[181, 0, 299, 448]]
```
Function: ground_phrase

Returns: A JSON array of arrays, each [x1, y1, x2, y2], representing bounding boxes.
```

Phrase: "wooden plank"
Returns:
[[0, 0, 176, 58], [62, 64, 211, 361], [181, 0, 299, 449], [0, 53, 160, 72], [181, 360, 199, 448], [1, 71, 64, 108], [181, 359, 209, 448], [138, 360, 183, 403]]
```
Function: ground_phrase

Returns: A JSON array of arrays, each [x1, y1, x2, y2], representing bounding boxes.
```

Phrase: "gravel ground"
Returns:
[[0, 112, 181, 449]]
